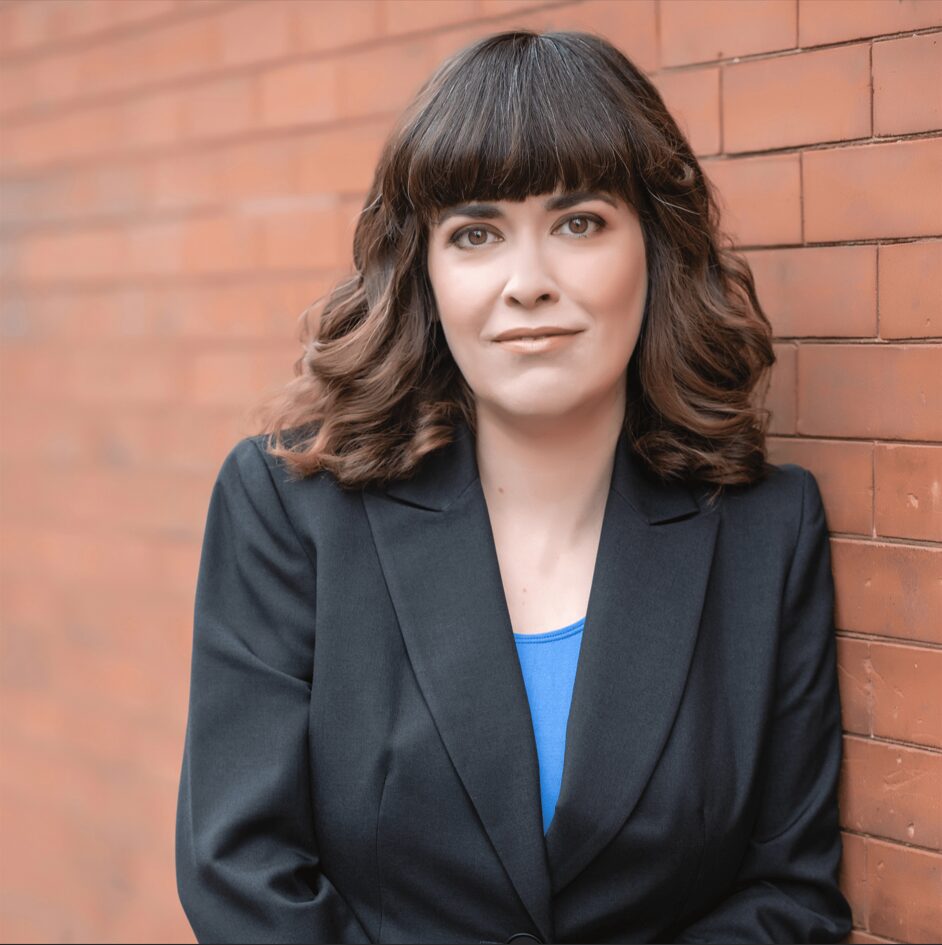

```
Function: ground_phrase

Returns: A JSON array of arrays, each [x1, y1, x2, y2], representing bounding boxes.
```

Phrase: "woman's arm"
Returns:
[[175, 438, 371, 944], [675, 468, 853, 944]]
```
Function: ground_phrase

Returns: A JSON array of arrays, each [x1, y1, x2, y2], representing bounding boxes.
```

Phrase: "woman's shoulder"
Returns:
[[710, 460, 828, 556], [715, 459, 820, 513], [216, 426, 356, 529], [209, 435, 292, 519], [220, 423, 324, 478]]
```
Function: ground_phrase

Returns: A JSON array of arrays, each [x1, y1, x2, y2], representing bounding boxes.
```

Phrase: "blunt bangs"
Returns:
[[400, 32, 642, 227]]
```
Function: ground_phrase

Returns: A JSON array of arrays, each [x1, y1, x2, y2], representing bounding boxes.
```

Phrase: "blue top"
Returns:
[[512, 616, 586, 834]]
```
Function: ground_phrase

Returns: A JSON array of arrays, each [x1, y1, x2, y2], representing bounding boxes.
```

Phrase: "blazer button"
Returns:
[[505, 934, 543, 944]]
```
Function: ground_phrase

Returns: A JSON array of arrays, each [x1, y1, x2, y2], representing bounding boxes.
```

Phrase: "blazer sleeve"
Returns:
[[676, 468, 853, 944], [175, 437, 371, 944]]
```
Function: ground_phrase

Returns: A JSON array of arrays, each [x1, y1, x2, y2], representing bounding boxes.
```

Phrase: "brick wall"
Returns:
[[0, 1, 939, 942]]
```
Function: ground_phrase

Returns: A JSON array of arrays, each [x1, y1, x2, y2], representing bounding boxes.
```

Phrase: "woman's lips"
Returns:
[[494, 331, 583, 353]]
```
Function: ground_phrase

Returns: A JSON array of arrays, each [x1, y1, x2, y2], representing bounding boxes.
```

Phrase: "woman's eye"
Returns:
[[450, 226, 495, 248], [448, 214, 605, 249], [558, 214, 605, 237]]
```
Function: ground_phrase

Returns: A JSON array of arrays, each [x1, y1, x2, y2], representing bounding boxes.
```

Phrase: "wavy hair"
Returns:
[[249, 29, 776, 501]]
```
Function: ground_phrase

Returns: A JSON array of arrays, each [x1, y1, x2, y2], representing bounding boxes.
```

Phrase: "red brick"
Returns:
[[878, 241, 942, 340], [123, 220, 191, 277], [0, 58, 34, 115], [653, 66, 721, 156], [724, 44, 870, 153], [523, 0, 659, 75], [110, 0, 179, 30], [0, 781, 112, 942], [0, 733, 179, 925], [29, 285, 178, 347], [840, 735, 942, 848], [57, 0, 119, 36], [831, 539, 942, 644], [382, 0, 477, 35], [799, 0, 942, 47], [109, 847, 192, 945], [1, 581, 194, 681], [0, 912, 61, 944], [295, 120, 389, 194], [704, 153, 802, 246], [146, 152, 223, 212], [137, 277, 322, 343], [745, 245, 877, 338], [65, 345, 181, 406], [837, 636, 872, 736], [86, 402, 251, 474], [257, 202, 352, 271], [14, 286, 153, 344], [798, 344, 942, 441], [294, 0, 380, 53], [839, 831, 870, 930], [55, 0, 172, 41], [336, 192, 370, 270], [804, 138, 942, 242], [0, 401, 97, 467], [258, 59, 339, 129], [866, 836, 942, 943], [17, 225, 130, 285], [186, 344, 298, 408], [0, 587, 58, 672], [0, 524, 179, 595], [766, 437, 873, 535], [3, 101, 125, 170], [767, 342, 797, 434], [79, 15, 221, 100], [217, 0, 295, 67], [478, 0, 547, 12], [162, 533, 207, 597], [659, 0, 796, 67], [45, 644, 188, 736], [846, 931, 894, 944], [71, 102, 128, 161], [180, 74, 257, 140], [868, 641, 942, 750], [428, 18, 517, 66], [123, 88, 184, 149], [873, 32, 942, 136], [337, 39, 439, 119], [32, 45, 82, 108], [212, 138, 303, 204], [181, 214, 260, 275], [2, 462, 211, 538], [874, 444, 942, 542], [0, 346, 46, 409], [0, 0, 65, 53]]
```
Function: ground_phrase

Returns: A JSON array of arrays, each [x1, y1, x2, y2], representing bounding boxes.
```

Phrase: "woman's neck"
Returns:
[[473, 392, 626, 544]]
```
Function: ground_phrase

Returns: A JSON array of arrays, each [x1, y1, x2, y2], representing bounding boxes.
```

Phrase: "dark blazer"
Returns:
[[175, 419, 853, 944]]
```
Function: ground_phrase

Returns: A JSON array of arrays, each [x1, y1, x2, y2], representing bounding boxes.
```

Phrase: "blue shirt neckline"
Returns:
[[513, 616, 586, 643]]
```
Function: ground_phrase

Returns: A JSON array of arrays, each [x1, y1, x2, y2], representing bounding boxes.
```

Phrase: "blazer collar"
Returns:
[[380, 417, 703, 524], [363, 418, 718, 943]]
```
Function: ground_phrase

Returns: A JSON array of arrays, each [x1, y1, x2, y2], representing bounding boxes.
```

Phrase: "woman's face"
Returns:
[[426, 188, 648, 426]]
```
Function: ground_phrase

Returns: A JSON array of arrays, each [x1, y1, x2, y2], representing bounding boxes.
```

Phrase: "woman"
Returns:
[[175, 29, 853, 945]]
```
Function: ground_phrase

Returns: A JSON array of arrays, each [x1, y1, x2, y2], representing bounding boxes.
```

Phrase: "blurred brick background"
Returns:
[[0, 1, 940, 943]]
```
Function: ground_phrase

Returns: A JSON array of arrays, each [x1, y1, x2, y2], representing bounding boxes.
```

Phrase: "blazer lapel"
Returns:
[[361, 418, 719, 938], [362, 421, 554, 941], [542, 432, 720, 894]]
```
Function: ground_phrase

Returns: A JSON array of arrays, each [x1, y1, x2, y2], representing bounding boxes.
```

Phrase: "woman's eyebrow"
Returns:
[[434, 190, 617, 226]]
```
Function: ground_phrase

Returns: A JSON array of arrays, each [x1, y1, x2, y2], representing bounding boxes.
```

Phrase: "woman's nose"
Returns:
[[500, 246, 560, 308]]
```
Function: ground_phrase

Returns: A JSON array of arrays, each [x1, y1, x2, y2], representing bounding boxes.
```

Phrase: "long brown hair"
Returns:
[[249, 29, 776, 500]]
